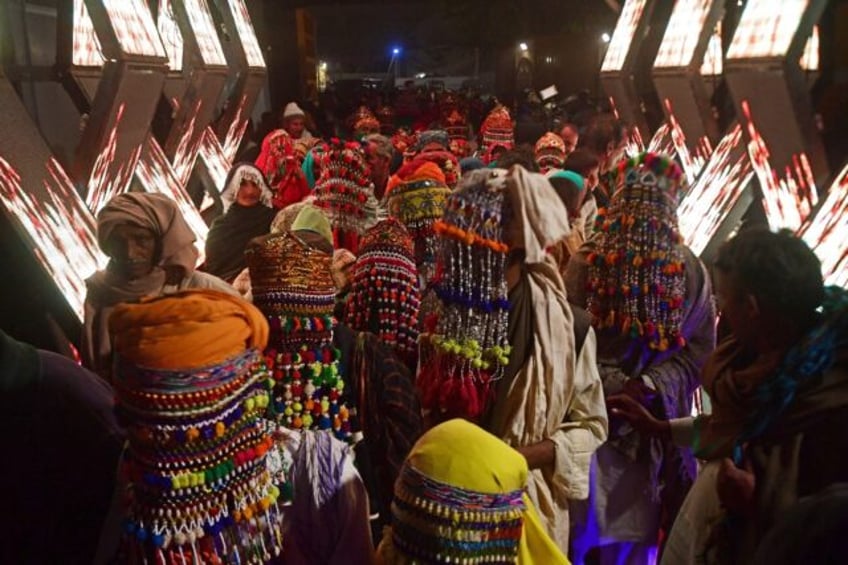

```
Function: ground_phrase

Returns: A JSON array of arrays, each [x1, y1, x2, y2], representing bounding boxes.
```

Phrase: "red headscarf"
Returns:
[[255, 129, 311, 209]]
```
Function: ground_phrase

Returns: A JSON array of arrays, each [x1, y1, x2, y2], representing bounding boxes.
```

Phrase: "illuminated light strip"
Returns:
[[624, 125, 645, 158], [798, 163, 848, 287], [677, 124, 754, 255], [183, 0, 228, 66], [171, 99, 204, 186], [0, 156, 106, 321], [198, 127, 230, 211], [85, 103, 144, 214], [800, 25, 820, 72], [700, 25, 723, 76], [135, 137, 208, 263], [102, 0, 168, 58], [664, 99, 712, 183], [742, 100, 818, 231], [227, 0, 266, 68], [647, 123, 675, 156], [157, 0, 184, 71], [654, 0, 713, 68], [221, 96, 250, 162], [727, 0, 810, 59], [73, 0, 106, 67], [601, 0, 648, 72]]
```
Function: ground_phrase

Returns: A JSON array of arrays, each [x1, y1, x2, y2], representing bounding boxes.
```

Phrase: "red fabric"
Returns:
[[255, 129, 311, 209]]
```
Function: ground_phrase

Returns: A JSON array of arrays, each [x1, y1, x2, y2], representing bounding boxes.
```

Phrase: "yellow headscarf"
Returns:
[[377, 418, 569, 565], [109, 289, 269, 369]]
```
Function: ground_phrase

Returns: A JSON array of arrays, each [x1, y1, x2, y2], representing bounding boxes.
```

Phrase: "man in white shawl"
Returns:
[[487, 166, 609, 552]]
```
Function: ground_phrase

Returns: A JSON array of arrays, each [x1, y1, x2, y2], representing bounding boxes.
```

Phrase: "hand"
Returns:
[[622, 378, 657, 408], [716, 458, 755, 515], [607, 394, 669, 437]]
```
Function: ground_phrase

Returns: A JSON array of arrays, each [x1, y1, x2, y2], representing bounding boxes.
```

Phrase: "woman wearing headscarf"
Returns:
[[377, 418, 568, 565], [83, 192, 235, 379], [204, 162, 278, 283], [255, 129, 311, 209]]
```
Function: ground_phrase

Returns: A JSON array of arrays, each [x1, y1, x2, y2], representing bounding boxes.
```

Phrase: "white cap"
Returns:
[[283, 102, 305, 119]]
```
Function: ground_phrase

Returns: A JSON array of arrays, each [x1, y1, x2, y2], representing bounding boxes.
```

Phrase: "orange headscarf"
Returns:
[[109, 289, 269, 369]]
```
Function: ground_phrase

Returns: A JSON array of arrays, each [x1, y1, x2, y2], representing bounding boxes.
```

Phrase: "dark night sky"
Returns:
[[305, 1, 617, 74]]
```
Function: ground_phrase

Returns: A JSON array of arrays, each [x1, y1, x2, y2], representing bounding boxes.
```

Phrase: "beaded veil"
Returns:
[[417, 169, 511, 421], [247, 232, 356, 442], [586, 152, 688, 353]]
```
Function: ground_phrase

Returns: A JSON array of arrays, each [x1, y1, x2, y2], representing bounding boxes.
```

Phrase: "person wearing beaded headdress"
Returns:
[[605, 229, 848, 565], [564, 152, 716, 565], [246, 229, 423, 540], [344, 218, 421, 370], [534, 131, 568, 173], [204, 162, 280, 283], [377, 418, 568, 565], [84, 193, 237, 379], [351, 106, 382, 140], [479, 104, 515, 165], [384, 161, 452, 288], [444, 109, 471, 159], [109, 289, 285, 564], [312, 139, 381, 254], [418, 165, 607, 553]]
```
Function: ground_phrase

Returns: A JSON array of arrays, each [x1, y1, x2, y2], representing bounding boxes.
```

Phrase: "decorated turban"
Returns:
[[246, 232, 355, 441], [351, 106, 381, 138], [345, 219, 421, 363], [377, 418, 567, 565], [109, 289, 283, 563], [480, 104, 515, 164], [534, 132, 567, 173], [385, 161, 452, 286], [417, 169, 511, 421], [587, 152, 687, 352], [413, 130, 450, 154], [312, 139, 379, 252]]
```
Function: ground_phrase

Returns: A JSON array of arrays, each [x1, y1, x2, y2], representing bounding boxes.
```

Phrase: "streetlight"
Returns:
[[519, 42, 529, 52], [392, 47, 401, 56]]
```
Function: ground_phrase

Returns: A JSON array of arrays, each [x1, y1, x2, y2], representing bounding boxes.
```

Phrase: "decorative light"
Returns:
[[727, 0, 811, 59], [601, 0, 648, 72], [227, 0, 266, 68], [601, 32, 611, 43], [742, 100, 817, 230], [519, 42, 529, 52], [654, 0, 714, 68], [798, 163, 848, 287]]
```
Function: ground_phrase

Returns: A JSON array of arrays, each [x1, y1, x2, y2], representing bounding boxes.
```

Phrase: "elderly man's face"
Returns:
[[107, 224, 157, 280]]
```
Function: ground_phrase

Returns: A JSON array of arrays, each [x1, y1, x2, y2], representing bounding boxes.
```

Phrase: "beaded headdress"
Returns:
[[534, 131, 567, 173], [417, 169, 511, 421], [386, 162, 453, 286], [391, 128, 415, 156], [587, 152, 687, 352], [480, 104, 514, 162], [414, 130, 450, 153], [444, 109, 468, 141], [246, 232, 355, 441], [352, 106, 381, 138], [313, 139, 378, 252], [112, 297, 283, 563], [345, 219, 421, 364]]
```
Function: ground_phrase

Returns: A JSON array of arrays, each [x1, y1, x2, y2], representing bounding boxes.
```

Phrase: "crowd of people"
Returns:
[[2, 86, 847, 565]]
